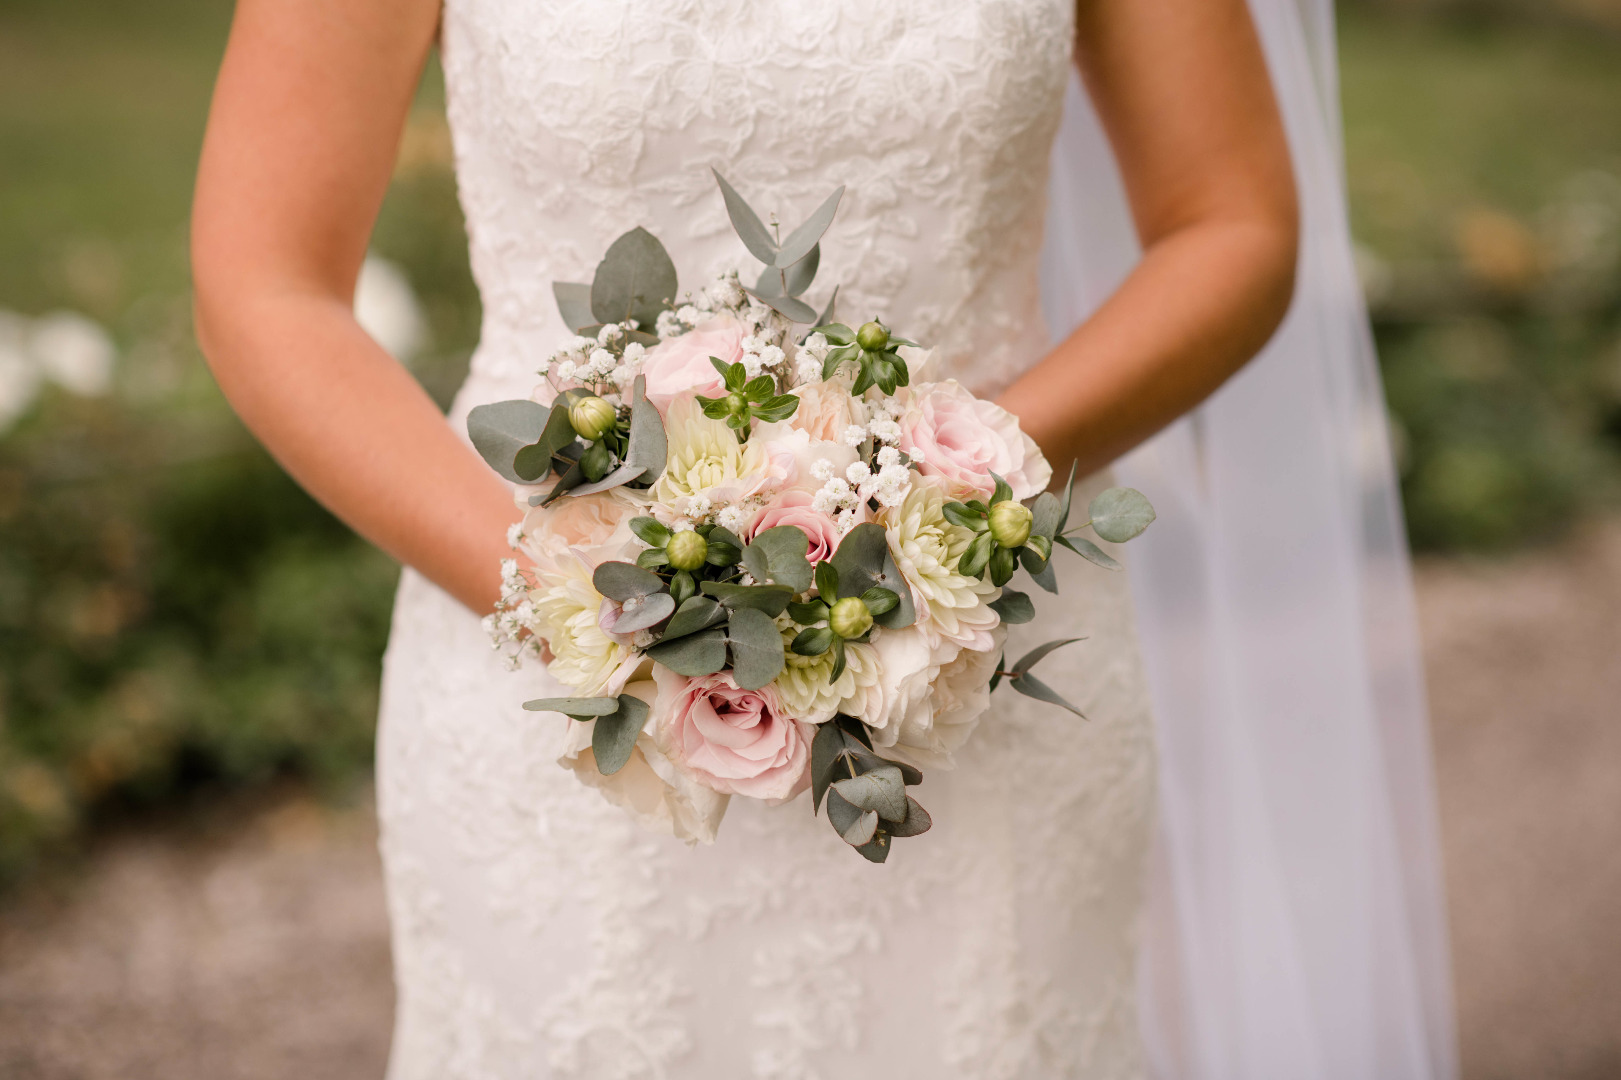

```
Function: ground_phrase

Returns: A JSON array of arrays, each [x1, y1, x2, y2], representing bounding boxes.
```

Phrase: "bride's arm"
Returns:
[[997, 0, 1299, 476], [192, 0, 518, 614]]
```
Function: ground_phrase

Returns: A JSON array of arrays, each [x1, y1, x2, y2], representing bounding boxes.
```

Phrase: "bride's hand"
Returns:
[[192, 0, 520, 614], [998, 0, 1298, 478]]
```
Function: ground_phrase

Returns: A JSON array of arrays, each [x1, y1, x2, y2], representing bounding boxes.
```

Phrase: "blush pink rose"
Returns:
[[640, 317, 743, 410], [743, 489, 855, 564], [652, 668, 811, 801], [897, 380, 1052, 501]]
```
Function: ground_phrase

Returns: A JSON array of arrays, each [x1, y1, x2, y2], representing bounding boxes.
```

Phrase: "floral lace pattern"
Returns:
[[378, 1, 1158, 1076]]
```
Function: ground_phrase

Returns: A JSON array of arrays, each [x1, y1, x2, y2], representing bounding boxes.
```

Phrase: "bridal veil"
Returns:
[[1039, 1, 1459, 1077]]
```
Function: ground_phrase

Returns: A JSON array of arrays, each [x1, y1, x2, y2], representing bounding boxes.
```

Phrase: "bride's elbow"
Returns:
[[1251, 182, 1300, 344]]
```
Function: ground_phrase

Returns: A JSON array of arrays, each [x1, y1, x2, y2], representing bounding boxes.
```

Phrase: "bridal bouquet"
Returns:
[[469, 173, 1154, 862]]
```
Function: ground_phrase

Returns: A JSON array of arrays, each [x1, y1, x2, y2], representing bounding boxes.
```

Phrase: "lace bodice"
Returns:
[[443, 0, 1075, 408], [376, 3, 1157, 1077]]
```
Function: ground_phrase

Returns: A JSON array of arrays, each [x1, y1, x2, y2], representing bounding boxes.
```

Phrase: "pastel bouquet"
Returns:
[[468, 173, 1154, 862]]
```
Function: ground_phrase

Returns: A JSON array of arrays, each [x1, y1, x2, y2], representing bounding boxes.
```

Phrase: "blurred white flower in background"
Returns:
[[355, 255, 428, 364], [0, 307, 118, 436]]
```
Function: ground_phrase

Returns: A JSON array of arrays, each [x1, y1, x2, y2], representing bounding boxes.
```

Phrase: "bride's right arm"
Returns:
[[192, 0, 519, 614]]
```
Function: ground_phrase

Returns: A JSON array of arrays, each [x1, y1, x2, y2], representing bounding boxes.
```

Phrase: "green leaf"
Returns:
[[775, 186, 844, 268], [825, 789, 876, 846], [569, 460, 644, 496], [860, 586, 899, 617], [522, 696, 619, 717], [743, 374, 775, 401], [726, 607, 785, 690], [1057, 459, 1079, 532], [988, 589, 1035, 624], [964, 499, 990, 515], [1013, 637, 1085, 675], [958, 531, 994, 579], [539, 457, 586, 505], [741, 526, 814, 593], [1009, 672, 1086, 718], [820, 342, 859, 382], [1056, 533, 1122, 571], [623, 375, 667, 482], [592, 694, 651, 775], [646, 628, 728, 676], [988, 652, 1007, 693], [886, 796, 933, 837], [636, 548, 670, 570], [512, 402, 579, 482], [744, 287, 818, 324], [1022, 547, 1058, 594], [829, 523, 915, 629], [1088, 487, 1156, 544], [630, 516, 672, 548], [707, 525, 745, 550], [942, 501, 987, 531], [812, 285, 839, 330], [590, 226, 678, 330], [661, 595, 725, 640], [725, 360, 747, 389], [750, 396, 800, 423], [1030, 491, 1063, 541], [712, 169, 779, 264], [810, 721, 843, 813], [467, 400, 553, 484], [700, 581, 793, 617], [990, 472, 1014, 507], [791, 626, 835, 657], [782, 243, 820, 298], [827, 637, 847, 682], [989, 545, 1017, 587], [592, 561, 664, 602], [699, 398, 731, 420], [552, 281, 595, 333], [831, 764, 906, 823], [606, 591, 676, 634], [668, 569, 696, 606], [787, 600, 828, 625], [819, 322, 855, 346], [813, 560, 839, 601]]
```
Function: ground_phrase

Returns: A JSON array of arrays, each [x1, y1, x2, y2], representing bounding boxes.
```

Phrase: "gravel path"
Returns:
[[2, 524, 1619, 1079]]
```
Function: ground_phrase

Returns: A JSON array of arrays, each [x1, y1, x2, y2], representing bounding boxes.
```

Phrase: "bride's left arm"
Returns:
[[997, 0, 1299, 476]]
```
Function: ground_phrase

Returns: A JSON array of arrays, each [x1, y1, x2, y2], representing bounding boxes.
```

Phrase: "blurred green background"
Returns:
[[1, 0, 1618, 883]]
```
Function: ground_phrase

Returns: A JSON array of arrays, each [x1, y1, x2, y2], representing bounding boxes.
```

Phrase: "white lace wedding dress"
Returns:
[[376, 2, 1157, 1076]]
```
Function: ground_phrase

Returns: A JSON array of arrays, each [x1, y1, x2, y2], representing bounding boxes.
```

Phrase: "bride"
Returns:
[[191, 0, 1455, 1077]]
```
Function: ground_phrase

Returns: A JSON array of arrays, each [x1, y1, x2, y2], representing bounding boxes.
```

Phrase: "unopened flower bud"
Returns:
[[828, 596, 874, 639], [666, 530, 709, 572], [568, 394, 617, 441], [856, 321, 890, 352], [987, 500, 1033, 549], [726, 392, 749, 417]]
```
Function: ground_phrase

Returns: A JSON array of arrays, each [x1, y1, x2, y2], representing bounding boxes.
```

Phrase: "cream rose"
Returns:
[[518, 488, 643, 568], [652, 667, 810, 801], [897, 380, 1051, 501], [784, 377, 867, 443], [639, 316, 742, 410]]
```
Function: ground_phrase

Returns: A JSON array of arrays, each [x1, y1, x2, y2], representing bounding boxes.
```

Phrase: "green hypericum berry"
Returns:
[[665, 529, 709, 572], [856, 321, 890, 352], [828, 596, 874, 639], [987, 500, 1033, 549], [568, 394, 618, 442]]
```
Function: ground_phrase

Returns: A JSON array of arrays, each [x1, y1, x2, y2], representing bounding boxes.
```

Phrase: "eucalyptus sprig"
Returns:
[[815, 320, 918, 395], [695, 357, 799, 439], [808, 717, 932, 864]]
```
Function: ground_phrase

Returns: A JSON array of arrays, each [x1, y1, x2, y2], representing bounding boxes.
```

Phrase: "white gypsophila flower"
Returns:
[[597, 324, 623, 345], [30, 311, 116, 397], [846, 461, 872, 486], [707, 277, 744, 309], [656, 310, 683, 338], [506, 523, 525, 548], [672, 519, 696, 533], [354, 256, 428, 364], [842, 424, 867, 448], [802, 331, 830, 358], [742, 351, 765, 378], [717, 504, 749, 532], [794, 354, 822, 385], [588, 348, 616, 377], [675, 304, 701, 326], [555, 359, 577, 381], [810, 458, 836, 482], [686, 494, 712, 520], [622, 341, 646, 363], [876, 446, 901, 469], [868, 417, 902, 443]]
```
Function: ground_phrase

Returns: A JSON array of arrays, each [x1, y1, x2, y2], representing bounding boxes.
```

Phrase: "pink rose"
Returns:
[[653, 668, 811, 801], [640, 317, 743, 410], [743, 489, 856, 563], [897, 380, 1052, 501]]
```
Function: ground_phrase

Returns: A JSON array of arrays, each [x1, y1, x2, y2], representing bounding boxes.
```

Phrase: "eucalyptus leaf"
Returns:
[[811, 721, 844, 813], [467, 399, 552, 484], [829, 523, 915, 629], [608, 591, 676, 634], [592, 561, 665, 602], [775, 186, 845, 268], [809, 284, 839, 332], [1013, 637, 1085, 675], [1088, 487, 1156, 544], [782, 243, 820, 297], [1057, 459, 1079, 532], [989, 651, 1006, 693], [592, 694, 651, 775], [1056, 533, 1122, 571], [831, 764, 907, 823], [539, 458, 586, 505], [1009, 672, 1087, 719], [1030, 491, 1062, 541], [552, 281, 595, 333], [712, 169, 779, 264], [590, 227, 678, 329], [814, 560, 839, 602], [700, 581, 793, 617], [853, 834, 892, 863], [1023, 548, 1058, 594], [512, 401, 578, 482], [886, 796, 933, 838], [521, 696, 619, 717], [824, 789, 870, 844], [645, 628, 728, 676], [567, 461, 645, 497], [726, 607, 785, 690], [661, 596, 726, 641], [743, 287, 818, 324], [741, 526, 814, 592], [988, 589, 1035, 624], [624, 375, 667, 482]]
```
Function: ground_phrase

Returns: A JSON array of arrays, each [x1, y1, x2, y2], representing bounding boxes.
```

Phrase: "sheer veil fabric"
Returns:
[[1039, 2, 1459, 1078]]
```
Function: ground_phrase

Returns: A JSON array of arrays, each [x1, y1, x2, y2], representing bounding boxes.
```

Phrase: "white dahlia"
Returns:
[[650, 394, 787, 519], [881, 478, 1001, 652], [531, 552, 640, 697], [772, 629, 879, 725]]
